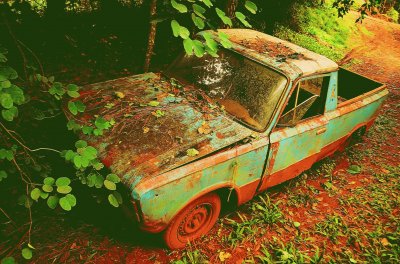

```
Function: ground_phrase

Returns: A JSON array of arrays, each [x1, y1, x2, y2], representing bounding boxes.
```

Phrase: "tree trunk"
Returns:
[[144, 0, 157, 72], [225, 0, 238, 19]]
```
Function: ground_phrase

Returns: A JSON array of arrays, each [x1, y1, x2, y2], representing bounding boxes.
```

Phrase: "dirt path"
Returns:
[[342, 14, 400, 88]]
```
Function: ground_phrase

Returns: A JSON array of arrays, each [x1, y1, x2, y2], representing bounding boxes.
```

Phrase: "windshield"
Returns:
[[166, 49, 288, 130]]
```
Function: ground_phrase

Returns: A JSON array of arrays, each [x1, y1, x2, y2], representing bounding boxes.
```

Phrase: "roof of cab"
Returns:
[[203, 29, 338, 80]]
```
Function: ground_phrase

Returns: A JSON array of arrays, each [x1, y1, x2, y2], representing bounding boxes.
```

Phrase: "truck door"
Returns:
[[259, 74, 331, 190]]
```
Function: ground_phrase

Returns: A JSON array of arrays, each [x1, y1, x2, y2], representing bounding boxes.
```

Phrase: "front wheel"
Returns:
[[163, 192, 221, 249]]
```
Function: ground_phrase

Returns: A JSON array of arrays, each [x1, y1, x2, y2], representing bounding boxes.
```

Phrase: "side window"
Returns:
[[278, 76, 329, 126]]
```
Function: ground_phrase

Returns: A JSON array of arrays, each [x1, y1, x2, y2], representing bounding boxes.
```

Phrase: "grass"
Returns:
[[273, 0, 371, 61]]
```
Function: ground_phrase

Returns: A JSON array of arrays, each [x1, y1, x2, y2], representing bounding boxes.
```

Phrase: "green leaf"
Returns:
[[83, 146, 97, 160], [0, 66, 18, 80], [43, 177, 55, 185], [67, 84, 79, 92], [75, 140, 87, 149], [193, 4, 206, 18], [235, 12, 252, 28], [49, 82, 65, 100], [68, 101, 78, 115], [92, 160, 104, 170], [112, 191, 123, 204], [0, 148, 14, 160], [47, 195, 59, 209], [67, 91, 80, 98], [82, 126, 93, 135], [40, 192, 49, 199], [171, 20, 180, 37], [218, 32, 233, 48], [0, 80, 11, 89], [200, 0, 213, 8], [73, 155, 83, 168], [171, 0, 187, 13], [42, 184, 53, 193], [95, 117, 111, 129], [202, 32, 218, 52], [187, 148, 199, 156], [1, 106, 18, 121], [59, 196, 72, 211], [65, 194, 77, 207], [57, 185, 72, 194], [183, 38, 194, 55], [68, 101, 85, 115], [294, 221, 301, 228], [67, 120, 82, 131], [7, 85, 25, 105], [21, 248, 32, 260], [30, 188, 41, 201], [193, 40, 205, 57], [179, 26, 190, 39], [95, 174, 104, 188], [106, 174, 120, 183], [0, 93, 13, 109], [75, 101, 86, 112], [104, 180, 116, 191], [1, 256, 16, 264], [191, 13, 205, 29], [0, 170, 7, 182], [245, 1, 258, 14], [108, 193, 120, 207], [347, 165, 361, 174], [64, 150, 76, 161], [216, 8, 232, 27], [56, 177, 71, 187]]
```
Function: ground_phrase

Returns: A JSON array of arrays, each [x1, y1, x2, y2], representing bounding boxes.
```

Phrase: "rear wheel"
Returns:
[[163, 192, 221, 249]]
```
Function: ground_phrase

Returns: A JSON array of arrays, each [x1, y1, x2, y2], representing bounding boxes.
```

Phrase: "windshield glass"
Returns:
[[166, 49, 288, 130]]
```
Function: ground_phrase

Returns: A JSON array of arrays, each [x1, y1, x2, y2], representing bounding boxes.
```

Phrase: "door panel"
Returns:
[[260, 115, 328, 190]]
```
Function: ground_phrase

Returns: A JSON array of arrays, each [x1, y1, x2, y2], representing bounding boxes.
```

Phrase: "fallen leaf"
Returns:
[[148, 101, 160, 107], [219, 251, 231, 262], [198, 122, 212, 134], [381, 168, 390, 174], [143, 127, 150, 133], [347, 164, 361, 174], [187, 148, 199, 157], [114, 92, 125, 99], [151, 110, 165, 118], [381, 238, 390, 246]]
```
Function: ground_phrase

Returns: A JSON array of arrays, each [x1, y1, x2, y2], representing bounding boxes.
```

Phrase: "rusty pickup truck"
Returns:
[[67, 29, 388, 249]]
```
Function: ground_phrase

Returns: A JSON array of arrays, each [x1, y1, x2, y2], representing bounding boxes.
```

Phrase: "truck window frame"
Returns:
[[275, 73, 331, 128]]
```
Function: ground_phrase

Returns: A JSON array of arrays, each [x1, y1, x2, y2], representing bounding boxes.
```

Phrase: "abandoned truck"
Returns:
[[66, 29, 388, 249]]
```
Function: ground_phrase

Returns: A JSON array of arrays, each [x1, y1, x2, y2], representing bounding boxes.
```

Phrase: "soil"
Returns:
[[1, 15, 400, 264]]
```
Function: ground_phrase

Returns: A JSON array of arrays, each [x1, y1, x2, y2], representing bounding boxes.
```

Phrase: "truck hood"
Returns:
[[68, 73, 253, 189]]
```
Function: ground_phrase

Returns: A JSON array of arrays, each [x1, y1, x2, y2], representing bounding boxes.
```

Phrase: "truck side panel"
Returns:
[[137, 144, 269, 233]]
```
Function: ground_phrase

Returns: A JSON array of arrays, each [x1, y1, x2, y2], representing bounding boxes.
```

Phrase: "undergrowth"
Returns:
[[273, 0, 370, 61]]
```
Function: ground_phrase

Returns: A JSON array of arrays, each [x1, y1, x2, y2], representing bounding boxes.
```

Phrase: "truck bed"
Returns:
[[337, 68, 383, 103]]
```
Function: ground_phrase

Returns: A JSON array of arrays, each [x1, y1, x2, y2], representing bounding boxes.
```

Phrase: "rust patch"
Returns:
[[233, 37, 308, 63]]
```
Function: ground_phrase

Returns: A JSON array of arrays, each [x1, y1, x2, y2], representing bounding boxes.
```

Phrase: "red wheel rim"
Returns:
[[178, 204, 213, 241]]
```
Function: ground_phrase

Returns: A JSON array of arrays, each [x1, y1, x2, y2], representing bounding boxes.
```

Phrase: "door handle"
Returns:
[[316, 127, 327, 135]]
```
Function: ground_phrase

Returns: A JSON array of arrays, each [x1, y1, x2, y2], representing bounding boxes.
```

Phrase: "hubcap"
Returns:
[[179, 204, 211, 238]]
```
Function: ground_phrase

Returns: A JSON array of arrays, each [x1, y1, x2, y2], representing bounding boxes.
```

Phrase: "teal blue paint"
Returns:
[[270, 122, 326, 173], [324, 97, 385, 144], [139, 144, 269, 224], [326, 71, 338, 112]]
